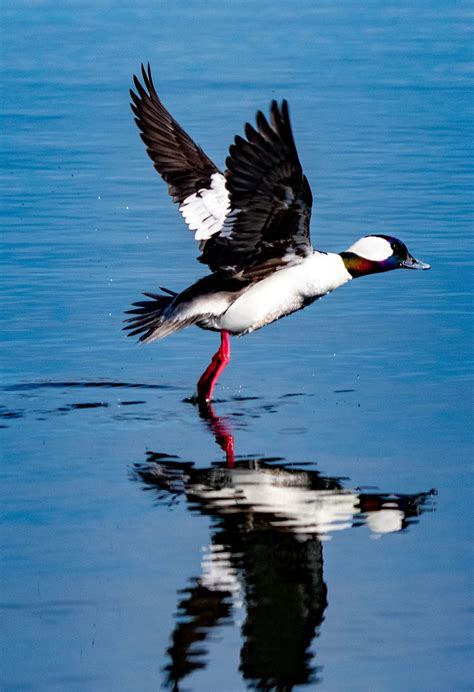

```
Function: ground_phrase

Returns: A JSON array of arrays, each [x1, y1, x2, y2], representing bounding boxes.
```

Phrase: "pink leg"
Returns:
[[197, 331, 231, 402]]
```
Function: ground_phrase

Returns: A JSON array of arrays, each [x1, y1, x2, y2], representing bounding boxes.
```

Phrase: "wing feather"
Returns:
[[200, 100, 314, 274], [131, 64, 229, 241]]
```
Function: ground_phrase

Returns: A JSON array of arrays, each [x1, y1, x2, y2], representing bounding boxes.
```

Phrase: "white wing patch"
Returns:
[[179, 172, 230, 241]]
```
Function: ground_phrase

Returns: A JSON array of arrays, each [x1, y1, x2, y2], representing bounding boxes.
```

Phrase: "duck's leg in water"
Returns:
[[197, 331, 231, 402]]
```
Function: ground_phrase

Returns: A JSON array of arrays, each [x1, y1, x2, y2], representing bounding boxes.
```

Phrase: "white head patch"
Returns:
[[346, 236, 392, 261]]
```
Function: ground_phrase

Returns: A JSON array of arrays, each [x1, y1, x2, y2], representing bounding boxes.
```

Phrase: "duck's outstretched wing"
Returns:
[[199, 100, 314, 275], [131, 64, 230, 241]]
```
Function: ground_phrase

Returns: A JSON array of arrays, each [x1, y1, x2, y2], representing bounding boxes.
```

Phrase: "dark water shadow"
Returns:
[[3, 380, 179, 392], [132, 400, 437, 691], [0, 380, 315, 427], [0, 380, 182, 425]]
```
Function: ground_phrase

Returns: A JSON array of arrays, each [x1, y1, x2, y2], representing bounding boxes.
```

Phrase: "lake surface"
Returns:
[[1, 1, 472, 690]]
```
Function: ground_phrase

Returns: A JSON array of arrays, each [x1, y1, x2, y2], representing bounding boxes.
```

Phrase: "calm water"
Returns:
[[1, 1, 473, 690]]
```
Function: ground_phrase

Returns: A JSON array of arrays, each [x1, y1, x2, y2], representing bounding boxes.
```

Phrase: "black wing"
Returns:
[[200, 100, 314, 274], [131, 64, 229, 240]]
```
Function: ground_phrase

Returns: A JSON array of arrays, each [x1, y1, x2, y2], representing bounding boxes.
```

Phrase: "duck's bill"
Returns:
[[400, 255, 431, 270]]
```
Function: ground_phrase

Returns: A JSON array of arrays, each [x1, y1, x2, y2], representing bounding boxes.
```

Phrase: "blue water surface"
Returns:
[[1, 1, 473, 690]]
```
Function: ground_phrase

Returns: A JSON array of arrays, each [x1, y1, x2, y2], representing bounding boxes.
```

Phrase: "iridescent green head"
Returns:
[[340, 235, 431, 278]]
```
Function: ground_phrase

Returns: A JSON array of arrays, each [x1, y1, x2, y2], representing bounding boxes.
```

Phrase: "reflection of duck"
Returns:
[[124, 64, 430, 401], [137, 452, 435, 542], [134, 404, 435, 690]]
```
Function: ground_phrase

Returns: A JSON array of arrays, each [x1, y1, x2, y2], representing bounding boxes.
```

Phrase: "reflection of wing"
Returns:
[[130, 64, 229, 242], [200, 100, 314, 274], [163, 582, 233, 689], [237, 530, 326, 688], [159, 528, 327, 691]]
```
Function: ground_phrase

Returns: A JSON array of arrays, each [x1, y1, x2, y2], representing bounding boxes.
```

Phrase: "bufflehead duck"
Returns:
[[125, 64, 430, 401]]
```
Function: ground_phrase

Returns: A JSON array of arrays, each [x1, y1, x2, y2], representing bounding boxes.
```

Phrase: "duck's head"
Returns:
[[340, 235, 431, 278]]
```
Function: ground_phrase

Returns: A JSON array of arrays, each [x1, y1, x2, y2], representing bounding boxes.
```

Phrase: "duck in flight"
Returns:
[[125, 64, 430, 401]]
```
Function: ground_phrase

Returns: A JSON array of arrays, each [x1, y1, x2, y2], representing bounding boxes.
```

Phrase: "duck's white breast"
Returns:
[[217, 252, 352, 335]]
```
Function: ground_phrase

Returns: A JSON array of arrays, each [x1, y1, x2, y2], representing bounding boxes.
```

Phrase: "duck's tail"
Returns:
[[124, 288, 193, 343]]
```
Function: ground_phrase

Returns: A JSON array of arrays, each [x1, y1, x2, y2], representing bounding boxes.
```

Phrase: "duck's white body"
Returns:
[[207, 252, 352, 335], [151, 251, 353, 338]]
